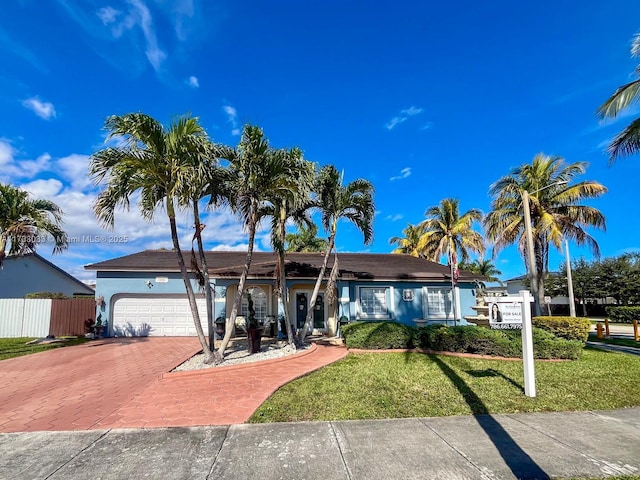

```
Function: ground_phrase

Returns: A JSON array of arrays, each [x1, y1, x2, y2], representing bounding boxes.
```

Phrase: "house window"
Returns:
[[241, 287, 267, 323], [424, 287, 453, 318], [357, 286, 392, 319]]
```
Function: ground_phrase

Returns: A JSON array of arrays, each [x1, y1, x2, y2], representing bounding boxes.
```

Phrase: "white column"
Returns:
[[520, 289, 536, 397], [454, 286, 462, 324]]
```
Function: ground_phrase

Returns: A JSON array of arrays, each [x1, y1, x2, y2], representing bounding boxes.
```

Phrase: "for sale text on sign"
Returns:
[[486, 300, 523, 330]]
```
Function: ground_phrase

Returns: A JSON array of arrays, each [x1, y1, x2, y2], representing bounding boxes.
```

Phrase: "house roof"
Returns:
[[85, 250, 485, 283], [6, 253, 95, 295]]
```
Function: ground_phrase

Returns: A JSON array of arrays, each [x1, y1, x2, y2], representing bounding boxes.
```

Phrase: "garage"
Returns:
[[112, 296, 209, 336]]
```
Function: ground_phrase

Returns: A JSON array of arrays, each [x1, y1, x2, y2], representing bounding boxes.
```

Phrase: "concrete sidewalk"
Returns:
[[1, 408, 638, 480]]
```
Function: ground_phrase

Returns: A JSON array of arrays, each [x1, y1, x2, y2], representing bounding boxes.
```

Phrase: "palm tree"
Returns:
[[285, 223, 328, 253], [216, 125, 306, 359], [418, 198, 485, 266], [0, 183, 68, 267], [458, 259, 502, 285], [484, 153, 607, 312], [597, 33, 640, 163], [184, 158, 233, 348], [90, 113, 217, 363], [389, 223, 427, 257], [297, 165, 374, 344], [260, 147, 315, 346]]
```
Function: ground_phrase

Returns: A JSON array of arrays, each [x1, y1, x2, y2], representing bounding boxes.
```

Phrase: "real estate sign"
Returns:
[[486, 292, 536, 397], [485, 297, 523, 329]]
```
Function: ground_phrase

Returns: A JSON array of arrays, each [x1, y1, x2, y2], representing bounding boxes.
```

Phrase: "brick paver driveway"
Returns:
[[0, 338, 348, 433], [0, 338, 201, 433]]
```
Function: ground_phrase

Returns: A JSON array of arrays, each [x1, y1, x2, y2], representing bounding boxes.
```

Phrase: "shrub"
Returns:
[[532, 316, 591, 342], [415, 325, 519, 357], [341, 321, 414, 349], [24, 292, 69, 299], [415, 324, 583, 360], [605, 306, 640, 324], [524, 328, 584, 360]]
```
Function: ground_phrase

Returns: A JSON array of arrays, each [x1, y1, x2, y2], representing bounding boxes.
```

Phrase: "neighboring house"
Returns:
[[506, 274, 575, 315], [85, 250, 485, 337], [0, 253, 94, 298]]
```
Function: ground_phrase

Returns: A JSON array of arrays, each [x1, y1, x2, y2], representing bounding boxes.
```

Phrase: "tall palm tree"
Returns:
[[597, 33, 640, 163], [285, 223, 328, 253], [484, 153, 607, 312], [90, 113, 217, 363], [183, 157, 233, 348], [260, 147, 315, 346], [389, 223, 427, 257], [458, 259, 502, 285], [0, 183, 68, 267], [216, 125, 305, 359], [297, 165, 374, 344], [418, 198, 485, 266]]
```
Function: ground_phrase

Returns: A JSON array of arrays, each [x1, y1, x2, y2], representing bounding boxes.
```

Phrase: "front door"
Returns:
[[313, 294, 325, 329], [296, 293, 308, 329]]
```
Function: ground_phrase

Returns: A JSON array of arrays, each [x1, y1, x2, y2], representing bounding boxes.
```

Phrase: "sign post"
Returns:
[[520, 290, 536, 397], [485, 291, 536, 397]]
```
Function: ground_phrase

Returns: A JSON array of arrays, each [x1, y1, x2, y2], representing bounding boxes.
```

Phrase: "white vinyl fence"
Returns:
[[0, 299, 52, 337]]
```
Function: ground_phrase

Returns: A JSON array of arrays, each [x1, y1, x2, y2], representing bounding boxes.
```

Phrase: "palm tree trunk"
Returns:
[[535, 254, 546, 315], [296, 230, 335, 346], [216, 209, 257, 361], [167, 200, 213, 363], [279, 207, 295, 346], [193, 200, 216, 355], [0, 236, 6, 268]]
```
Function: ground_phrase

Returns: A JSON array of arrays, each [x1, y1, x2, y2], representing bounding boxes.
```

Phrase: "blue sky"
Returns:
[[2, 0, 640, 283]]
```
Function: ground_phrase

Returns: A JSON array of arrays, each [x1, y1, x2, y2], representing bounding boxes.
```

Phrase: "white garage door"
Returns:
[[112, 296, 208, 336]]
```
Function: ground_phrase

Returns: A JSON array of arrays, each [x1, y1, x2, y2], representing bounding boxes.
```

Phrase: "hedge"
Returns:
[[532, 316, 591, 342], [605, 306, 640, 324], [415, 324, 582, 360], [342, 322, 584, 360], [341, 321, 414, 349]]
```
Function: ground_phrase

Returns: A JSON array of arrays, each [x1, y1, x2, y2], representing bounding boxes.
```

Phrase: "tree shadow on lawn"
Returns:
[[430, 354, 549, 480], [465, 368, 524, 393]]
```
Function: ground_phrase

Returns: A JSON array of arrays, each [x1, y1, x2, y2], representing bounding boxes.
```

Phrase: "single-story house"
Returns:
[[0, 253, 95, 298], [85, 250, 485, 337]]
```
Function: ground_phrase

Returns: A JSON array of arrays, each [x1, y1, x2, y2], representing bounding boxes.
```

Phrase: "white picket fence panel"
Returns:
[[0, 299, 52, 337]]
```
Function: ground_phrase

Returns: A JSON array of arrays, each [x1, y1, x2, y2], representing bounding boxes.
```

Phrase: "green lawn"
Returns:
[[588, 334, 640, 349], [0, 337, 89, 361], [250, 347, 640, 423]]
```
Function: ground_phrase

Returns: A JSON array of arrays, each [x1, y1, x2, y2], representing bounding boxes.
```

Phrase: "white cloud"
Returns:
[[0, 144, 51, 180], [170, 0, 196, 41], [385, 106, 423, 130], [57, 154, 92, 190], [95, 0, 166, 71], [22, 97, 56, 120], [131, 0, 166, 70], [385, 214, 404, 222], [223, 105, 240, 135], [20, 178, 64, 197], [0, 139, 16, 166], [96, 6, 121, 25], [210, 244, 249, 252], [390, 167, 412, 181], [187, 75, 199, 88]]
